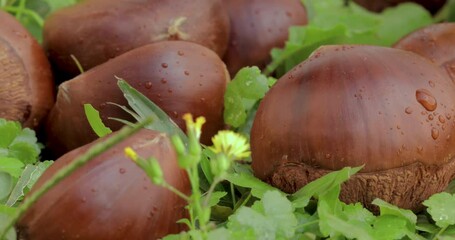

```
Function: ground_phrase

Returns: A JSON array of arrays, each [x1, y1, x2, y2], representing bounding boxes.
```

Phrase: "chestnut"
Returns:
[[43, 0, 230, 80], [17, 128, 190, 240], [394, 23, 455, 82], [353, 0, 446, 14], [222, 0, 308, 76], [251, 45, 455, 211], [0, 10, 54, 129], [45, 41, 228, 157]]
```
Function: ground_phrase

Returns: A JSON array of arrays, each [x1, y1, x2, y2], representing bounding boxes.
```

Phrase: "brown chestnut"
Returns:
[[251, 45, 455, 211], [222, 0, 308, 76], [394, 23, 455, 82], [17, 128, 190, 240], [43, 0, 230, 80], [353, 0, 446, 14], [45, 41, 228, 157], [0, 10, 54, 129]]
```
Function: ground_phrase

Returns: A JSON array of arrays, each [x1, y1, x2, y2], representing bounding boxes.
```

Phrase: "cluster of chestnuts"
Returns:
[[1, 0, 455, 239], [1, 0, 308, 239]]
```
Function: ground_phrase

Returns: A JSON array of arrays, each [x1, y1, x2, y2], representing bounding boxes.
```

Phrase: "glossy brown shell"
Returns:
[[353, 0, 446, 14], [251, 45, 455, 210], [44, 0, 230, 80], [0, 10, 54, 129], [17, 128, 190, 240], [394, 23, 455, 81], [45, 41, 228, 157], [222, 0, 307, 76]]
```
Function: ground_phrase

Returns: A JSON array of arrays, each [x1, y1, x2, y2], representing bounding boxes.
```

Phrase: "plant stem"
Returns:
[[15, 0, 25, 19], [233, 191, 252, 212], [432, 225, 448, 240], [202, 177, 222, 208], [163, 182, 190, 202], [296, 220, 319, 230], [0, 118, 152, 239], [187, 167, 203, 229], [230, 182, 236, 209], [3, 6, 44, 27]]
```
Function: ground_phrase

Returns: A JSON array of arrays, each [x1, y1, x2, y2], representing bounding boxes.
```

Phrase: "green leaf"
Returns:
[[224, 67, 269, 128], [372, 215, 408, 240], [290, 166, 362, 208], [200, 147, 215, 184], [207, 227, 231, 240], [0, 119, 20, 148], [228, 190, 297, 239], [376, 3, 432, 45], [0, 158, 24, 178], [117, 78, 187, 142], [317, 187, 344, 237], [343, 203, 376, 225], [0, 205, 16, 240], [84, 104, 113, 137], [423, 192, 455, 228], [0, 119, 41, 165], [44, 0, 77, 12], [318, 195, 374, 239], [6, 161, 53, 207], [295, 212, 321, 236], [206, 191, 227, 208], [266, 25, 347, 76], [0, 172, 13, 203], [267, 0, 432, 77], [261, 191, 297, 238], [8, 142, 39, 165], [373, 198, 417, 231], [225, 172, 281, 199], [322, 214, 374, 240], [228, 207, 272, 238]]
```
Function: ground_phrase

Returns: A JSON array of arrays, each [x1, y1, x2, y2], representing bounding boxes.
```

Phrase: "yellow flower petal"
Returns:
[[182, 113, 206, 139], [210, 130, 251, 160], [124, 147, 138, 162]]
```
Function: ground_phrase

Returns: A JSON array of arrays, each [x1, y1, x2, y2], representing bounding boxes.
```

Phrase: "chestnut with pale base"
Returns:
[[0, 10, 54, 129], [270, 160, 455, 211], [251, 45, 455, 211]]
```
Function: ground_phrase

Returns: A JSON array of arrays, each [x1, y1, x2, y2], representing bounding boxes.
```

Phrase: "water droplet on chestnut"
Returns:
[[439, 115, 446, 123], [431, 128, 440, 140], [416, 89, 437, 111], [405, 107, 413, 114]]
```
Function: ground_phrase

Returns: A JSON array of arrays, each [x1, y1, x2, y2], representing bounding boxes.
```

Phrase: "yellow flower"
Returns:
[[124, 147, 138, 162], [209, 130, 251, 160], [182, 113, 206, 140]]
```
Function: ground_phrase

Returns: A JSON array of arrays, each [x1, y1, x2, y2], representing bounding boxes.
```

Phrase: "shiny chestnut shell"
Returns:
[[45, 41, 228, 157], [44, 0, 230, 80], [222, 0, 308, 76], [394, 23, 455, 81], [251, 45, 455, 211], [353, 0, 446, 14], [17, 128, 190, 240], [0, 10, 54, 129]]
